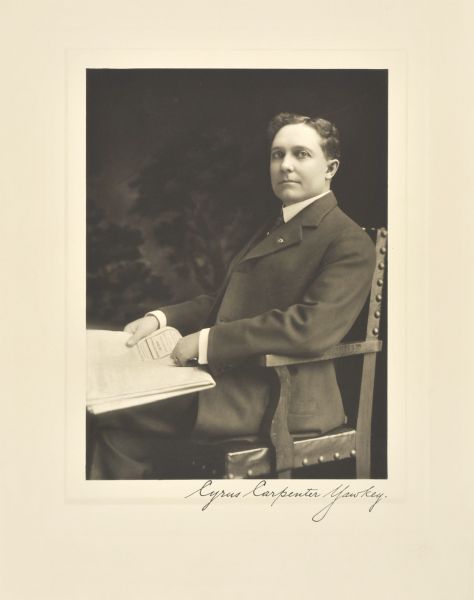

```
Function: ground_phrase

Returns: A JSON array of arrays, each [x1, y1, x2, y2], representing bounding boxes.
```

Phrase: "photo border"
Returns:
[[66, 50, 409, 524]]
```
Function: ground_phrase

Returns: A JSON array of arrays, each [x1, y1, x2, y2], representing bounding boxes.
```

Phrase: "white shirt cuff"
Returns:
[[198, 328, 210, 364], [145, 310, 167, 329]]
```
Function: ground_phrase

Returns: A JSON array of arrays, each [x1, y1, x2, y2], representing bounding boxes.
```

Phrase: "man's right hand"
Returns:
[[124, 315, 159, 347]]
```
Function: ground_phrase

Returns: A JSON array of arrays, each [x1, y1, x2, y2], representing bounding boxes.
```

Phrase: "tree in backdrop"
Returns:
[[86, 196, 170, 329], [129, 125, 275, 295]]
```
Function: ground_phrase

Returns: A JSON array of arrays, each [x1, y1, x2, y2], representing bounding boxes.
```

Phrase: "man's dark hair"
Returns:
[[268, 112, 341, 160]]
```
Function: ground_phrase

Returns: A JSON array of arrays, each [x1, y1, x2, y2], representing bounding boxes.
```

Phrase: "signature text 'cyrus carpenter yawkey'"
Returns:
[[185, 479, 386, 522]]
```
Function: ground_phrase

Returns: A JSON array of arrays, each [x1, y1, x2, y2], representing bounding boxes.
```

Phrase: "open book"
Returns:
[[87, 327, 215, 414]]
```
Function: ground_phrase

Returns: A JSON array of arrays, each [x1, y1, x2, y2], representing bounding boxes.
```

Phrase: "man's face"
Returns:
[[270, 123, 338, 205]]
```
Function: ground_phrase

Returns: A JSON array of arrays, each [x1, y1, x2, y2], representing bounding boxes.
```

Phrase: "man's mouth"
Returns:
[[279, 180, 300, 185]]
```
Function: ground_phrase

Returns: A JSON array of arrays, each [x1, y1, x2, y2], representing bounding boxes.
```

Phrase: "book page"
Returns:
[[86, 329, 215, 412], [87, 327, 181, 363]]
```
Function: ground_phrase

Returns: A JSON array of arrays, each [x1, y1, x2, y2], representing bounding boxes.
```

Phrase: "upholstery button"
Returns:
[[377, 278, 383, 286], [334, 452, 340, 460], [374, 310, 381, 318], [318, 456, 325, 463], [376, 294, 382, 302], [302, 458, 309, 465], [372, 327, 379, 335], [277, 237, 284, 244], [380, 246, 387, 254], [381, 229, 387, 238], [378, 262, 385, 269]]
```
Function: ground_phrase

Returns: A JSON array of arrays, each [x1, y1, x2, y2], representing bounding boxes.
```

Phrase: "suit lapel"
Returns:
[[203, 217, 276, 324], [204, 192, 338, 324], [240, 191, 338, 263], [242, 217, 303, 262]]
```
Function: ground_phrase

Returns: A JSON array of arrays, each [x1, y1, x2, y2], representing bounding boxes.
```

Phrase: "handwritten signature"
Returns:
[[185, 479, 386, 522]]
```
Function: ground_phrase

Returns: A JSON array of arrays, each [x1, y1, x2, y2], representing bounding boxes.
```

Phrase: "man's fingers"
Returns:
[[169, 335, 199, 366], [170, 351, 180, 366], [126, 322, 148, 347], [126, 333, 140, 347], [123, 321, 138, 334], [124, 321, 140, 346], [124, 316, 158, 347], [170, 341, 183, 366]]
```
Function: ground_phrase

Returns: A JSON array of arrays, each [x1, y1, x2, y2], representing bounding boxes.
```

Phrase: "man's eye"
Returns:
[[297, 150, 310, 158], [271, 150, 284, 159]]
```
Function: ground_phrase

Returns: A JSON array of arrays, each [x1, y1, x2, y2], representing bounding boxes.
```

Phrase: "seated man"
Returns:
[[88, 112, 376, 479]]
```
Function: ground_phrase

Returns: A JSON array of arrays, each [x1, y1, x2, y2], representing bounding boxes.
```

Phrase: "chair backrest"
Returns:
[[260, 226, 387, 478], [355, 227, 387, 476], [336, 227, 386, 424]]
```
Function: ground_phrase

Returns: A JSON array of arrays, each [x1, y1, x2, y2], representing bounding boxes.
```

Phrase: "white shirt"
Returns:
[[147, 190, 331, 364], [281, 190, 330, 222]]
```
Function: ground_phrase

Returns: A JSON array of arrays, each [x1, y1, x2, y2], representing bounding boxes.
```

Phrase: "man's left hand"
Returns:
[[171, 332, 200, 366]]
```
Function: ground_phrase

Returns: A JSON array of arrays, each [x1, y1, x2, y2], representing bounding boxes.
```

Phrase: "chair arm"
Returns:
[[256, 339, 382, 474], [257, 340, 383, 368]]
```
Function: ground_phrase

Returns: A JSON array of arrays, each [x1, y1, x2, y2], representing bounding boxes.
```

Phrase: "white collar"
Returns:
[[282, 191, 331, 223]]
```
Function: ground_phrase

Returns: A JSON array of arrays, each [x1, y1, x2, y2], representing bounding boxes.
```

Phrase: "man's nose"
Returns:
[[281, 154, 294, 172]]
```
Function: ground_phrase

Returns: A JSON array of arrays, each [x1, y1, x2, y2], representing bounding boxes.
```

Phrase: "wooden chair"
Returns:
[[156, 227, 387, 480]]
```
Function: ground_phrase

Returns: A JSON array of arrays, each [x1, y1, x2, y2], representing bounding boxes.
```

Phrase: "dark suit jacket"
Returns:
[[161, 192, 376, 438]]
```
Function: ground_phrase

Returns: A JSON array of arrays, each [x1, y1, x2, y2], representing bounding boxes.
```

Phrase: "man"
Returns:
[[88, 112, 376, 479]]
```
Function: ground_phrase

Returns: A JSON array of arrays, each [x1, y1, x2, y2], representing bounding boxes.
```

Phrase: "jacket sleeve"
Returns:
[[206, 228, 376, 375], [158, 229, 265, 335], [159, 294, 215, 336]]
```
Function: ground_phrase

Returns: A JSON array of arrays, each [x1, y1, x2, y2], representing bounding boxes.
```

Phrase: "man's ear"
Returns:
[[325, 159, 340, 180]]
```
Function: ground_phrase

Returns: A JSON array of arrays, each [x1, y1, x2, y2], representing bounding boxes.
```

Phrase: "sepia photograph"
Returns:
[[2, 1, 472, 598], [85, 69, 388, 481]]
